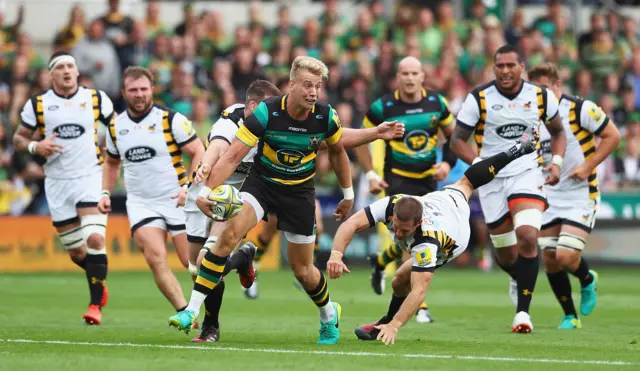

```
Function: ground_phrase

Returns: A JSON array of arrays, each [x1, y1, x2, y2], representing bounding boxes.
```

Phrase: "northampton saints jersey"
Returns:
[[235, 95, 342, 188]]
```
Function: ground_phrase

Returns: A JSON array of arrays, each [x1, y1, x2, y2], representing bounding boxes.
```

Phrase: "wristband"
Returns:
[[472, 157, 483, 165], [551, 155, 563, 169], [342, 186, 354, 200], [101, 190, 110, 198], [365, 170, 381, 182], [330, 250, 343, 257], [199, 186, 212, 198], [28, 141, 38, 155], [182, 183, 189, 191]]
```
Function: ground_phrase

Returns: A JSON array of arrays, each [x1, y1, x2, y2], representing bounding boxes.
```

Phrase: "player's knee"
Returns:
[[80, 214, 107, 247], [555, 236, 583, 267], [391, 275, 410, 296], [290, 262, 313, 283], [515, 226, 539, 252], [143, 245, 167, 269], [513, 209, 542, 251], [219, 226, 242, 252], [86, 233, 105, 251]]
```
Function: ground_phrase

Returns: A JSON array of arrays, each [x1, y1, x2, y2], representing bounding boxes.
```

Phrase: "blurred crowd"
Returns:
[[1, 0, 639, 217]]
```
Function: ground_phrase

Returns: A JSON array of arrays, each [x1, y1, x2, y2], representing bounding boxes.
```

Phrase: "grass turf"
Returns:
[[1, 267, 638, 370]]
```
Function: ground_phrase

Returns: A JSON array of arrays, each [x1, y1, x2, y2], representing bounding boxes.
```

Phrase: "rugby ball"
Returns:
[[206, 184, 244, 220]]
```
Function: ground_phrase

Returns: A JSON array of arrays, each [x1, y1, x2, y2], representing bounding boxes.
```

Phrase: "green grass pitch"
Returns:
[[1, 267, 638, 370]]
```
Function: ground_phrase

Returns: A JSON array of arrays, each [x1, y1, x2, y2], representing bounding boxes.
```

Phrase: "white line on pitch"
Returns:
[[0, 339, 636, 366]]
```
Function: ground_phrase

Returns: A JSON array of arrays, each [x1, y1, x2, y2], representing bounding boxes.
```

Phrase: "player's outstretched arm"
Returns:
[[376, 270, 433, 345], [327, 209, 372, 279], [322, 120, 404, 150]]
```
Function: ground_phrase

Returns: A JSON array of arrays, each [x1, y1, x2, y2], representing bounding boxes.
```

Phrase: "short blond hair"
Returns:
[[290, 56, 329, 81]]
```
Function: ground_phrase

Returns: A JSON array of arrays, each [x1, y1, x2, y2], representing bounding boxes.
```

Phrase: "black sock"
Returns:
[[71, 255, 87, 270], [570, 257, 593, 288], [177, 305, 187, 312], [222, 249, 251, 276], [514, 255, 539, 313], [376, 295, 407, 325], [546, 271, 577, 316], [496, 259, 517, 280], [85, 254, 108, 306], [202, 280, 225, 329], [463, 141, 529, 189]]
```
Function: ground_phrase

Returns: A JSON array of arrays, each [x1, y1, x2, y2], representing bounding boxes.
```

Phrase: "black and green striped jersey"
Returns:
[[363, 88, 453, 180], [236, 95, 342, 188]]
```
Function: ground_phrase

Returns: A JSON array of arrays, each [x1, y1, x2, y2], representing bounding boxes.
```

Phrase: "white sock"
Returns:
[[319, 299, 335, 323], [185, 290, 207, 317]]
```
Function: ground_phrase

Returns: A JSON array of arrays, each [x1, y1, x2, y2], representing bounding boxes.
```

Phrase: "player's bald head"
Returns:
[[397, 56, 422, 72]]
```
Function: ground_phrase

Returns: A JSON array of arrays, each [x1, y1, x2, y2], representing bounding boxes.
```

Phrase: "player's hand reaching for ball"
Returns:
[[333, 198, 353, 221], [326, 251, 350, 279], [376, 120, 405, 140]]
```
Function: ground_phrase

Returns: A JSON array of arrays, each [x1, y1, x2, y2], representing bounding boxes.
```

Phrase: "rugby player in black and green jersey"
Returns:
[[171, 56, 353, 345], [355, 56, 458, 323]]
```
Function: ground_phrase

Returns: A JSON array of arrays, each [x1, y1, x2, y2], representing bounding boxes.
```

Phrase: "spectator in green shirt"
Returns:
[[583, 29, 621, 89]]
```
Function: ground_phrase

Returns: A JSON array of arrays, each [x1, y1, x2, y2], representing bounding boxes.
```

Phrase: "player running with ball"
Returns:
[[328, 128, 537, 344], [170, 57, 404, 344]]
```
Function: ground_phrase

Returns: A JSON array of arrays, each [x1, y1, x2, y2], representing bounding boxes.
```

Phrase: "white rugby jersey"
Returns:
[[20, 87, 114, 179], [207, 103, 259, 185], [456, 80, 559, 177], [364, 193, 466, 268], [106, 105, 198, 200], [539, 94, 607, 202]]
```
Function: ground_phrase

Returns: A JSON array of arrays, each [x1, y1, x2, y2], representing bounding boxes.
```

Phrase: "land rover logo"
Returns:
[[276, 149, 305, 166], [125, 146, 156, 162], [53, 124, 85, 139], [496, 123, 527, 139], [404, 130, 429, 152]]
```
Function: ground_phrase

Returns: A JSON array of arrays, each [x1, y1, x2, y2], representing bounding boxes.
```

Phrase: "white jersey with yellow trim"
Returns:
[[538, 94, 608, 204], [456, 80, 559, 178], [106, 104, 198, 200], [20, 87, 114, 179], [364, 188, 470, 270]]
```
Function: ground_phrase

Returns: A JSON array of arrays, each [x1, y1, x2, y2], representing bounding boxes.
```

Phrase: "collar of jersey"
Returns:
[[52, 86, 81, 100], [494, 79, 524, 101], [127, 104, 156, 123]]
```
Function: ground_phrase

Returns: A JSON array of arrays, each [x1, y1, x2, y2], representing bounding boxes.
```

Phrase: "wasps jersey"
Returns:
[[20, 87, 114, 179], [106, 104, 198, 200], [539, 94, 608, 203], [456, 80, 559, 177], [364, 189, 470, 270], [363, 88, 453, 180], [236, 95, 342, 188]]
